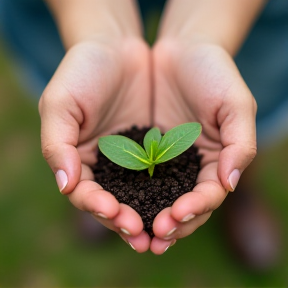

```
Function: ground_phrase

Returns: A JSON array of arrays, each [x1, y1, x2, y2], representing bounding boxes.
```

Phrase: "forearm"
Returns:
[[158, 0, 266, 55], [45, 0, 142, 49]]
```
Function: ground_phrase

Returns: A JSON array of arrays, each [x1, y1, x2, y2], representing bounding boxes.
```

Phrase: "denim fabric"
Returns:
[[234, 0, 288, 147], [0, 0, 64, 96], [0, 0, 287, 147]]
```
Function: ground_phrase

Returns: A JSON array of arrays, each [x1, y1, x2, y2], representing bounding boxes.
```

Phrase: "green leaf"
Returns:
[[155, 122, 202, 164], [98, 135, 151, 170], [143, 127, 162, 160]]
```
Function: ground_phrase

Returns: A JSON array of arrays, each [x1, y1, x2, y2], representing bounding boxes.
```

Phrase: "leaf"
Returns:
[[143, 127, 162, 160], [155, 122, 202, 164], [98, 135, 151, 170]]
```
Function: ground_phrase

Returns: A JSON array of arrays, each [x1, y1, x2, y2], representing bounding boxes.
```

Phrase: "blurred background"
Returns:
[[0, 1, 288, 287]]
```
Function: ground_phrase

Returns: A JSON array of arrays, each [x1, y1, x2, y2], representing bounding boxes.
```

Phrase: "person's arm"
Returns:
[[41, 0, 143, 194], [45, 0, 142, 49], [159, 0, 266, 56], [149, 0, 264, 253], [39, 0, 152, 252], [154, 0, 265, 193]]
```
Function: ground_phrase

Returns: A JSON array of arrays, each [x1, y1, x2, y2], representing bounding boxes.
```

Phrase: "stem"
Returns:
[[148, 164, 155, 178]]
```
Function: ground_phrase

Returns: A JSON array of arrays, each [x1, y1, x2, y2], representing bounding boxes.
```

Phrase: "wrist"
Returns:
[[45, 0, 143, 50], [157, 0, 266, 56]]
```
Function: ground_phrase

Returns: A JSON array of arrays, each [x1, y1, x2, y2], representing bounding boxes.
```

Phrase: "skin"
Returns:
[[41, 0, 152, 252], [40, 0, 264, 254], [149, 0, 263, 254]]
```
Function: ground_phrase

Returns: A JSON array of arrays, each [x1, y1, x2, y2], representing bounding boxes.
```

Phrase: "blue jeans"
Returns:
[[0, 0, 287, 148], [235, 0, 288, 147]]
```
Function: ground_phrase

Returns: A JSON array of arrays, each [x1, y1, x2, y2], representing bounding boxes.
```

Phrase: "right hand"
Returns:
[[39, 37, 152, 252]]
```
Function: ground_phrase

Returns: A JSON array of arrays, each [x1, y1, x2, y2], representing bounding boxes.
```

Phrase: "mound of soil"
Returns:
[[93, 126, 201, 237]]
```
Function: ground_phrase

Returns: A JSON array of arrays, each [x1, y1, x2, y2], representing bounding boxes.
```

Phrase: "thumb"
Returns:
[[217, 87, 257, 192], [39, 87, 83, 195]]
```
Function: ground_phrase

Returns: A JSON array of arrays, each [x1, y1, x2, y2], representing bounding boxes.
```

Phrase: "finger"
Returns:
[[152, 162, 226, 241], [153, 207, 178, 239], [39, 82, 84, 195], [112, 204, 144, 236], [75, 164, 121, 230], [175, 213, 212, 239], [69, 166, 145, 238], [150, 237, 177, 255], [217, 81, 257, 191], [120, 230, 151, 253], [154, 201, 215, 240], [93, 203, 144, 237], [153, 204, 213, 241], [171, 162, 227, 220], [167, 213, 213, 238], [68, 168, 120, 221]]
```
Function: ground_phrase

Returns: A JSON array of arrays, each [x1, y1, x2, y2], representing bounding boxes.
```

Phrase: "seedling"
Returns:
[[98, 122, 201, 177]]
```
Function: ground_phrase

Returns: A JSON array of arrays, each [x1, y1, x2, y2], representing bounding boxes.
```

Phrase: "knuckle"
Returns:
[[41, 144, 55, 161], [38, 97, 43, 114], [252, 97, 258, 114], [246, 145, 257, 162], [81, 191, 94, 212], [238, 144, 257, 169], [38, 89, 51, 114]]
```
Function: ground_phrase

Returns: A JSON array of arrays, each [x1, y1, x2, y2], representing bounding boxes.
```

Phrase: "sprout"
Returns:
[[98, 122, 202, 177]]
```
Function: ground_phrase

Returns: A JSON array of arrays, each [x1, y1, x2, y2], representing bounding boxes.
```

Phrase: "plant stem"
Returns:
[[148, 164, 155, 178]]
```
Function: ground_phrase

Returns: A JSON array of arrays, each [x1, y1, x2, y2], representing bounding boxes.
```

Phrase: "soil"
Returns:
[[93, 126, 201, 237]]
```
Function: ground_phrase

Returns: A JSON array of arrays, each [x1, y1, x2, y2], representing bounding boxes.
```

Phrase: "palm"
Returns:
[[61, 39, 151, 165], [153, 42, 230, 172], [40, 38, 152, 251], [150, 40, 245, 245]]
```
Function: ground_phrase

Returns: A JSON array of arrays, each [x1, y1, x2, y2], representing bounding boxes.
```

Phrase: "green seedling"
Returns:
[[98, 122, 202, 177]]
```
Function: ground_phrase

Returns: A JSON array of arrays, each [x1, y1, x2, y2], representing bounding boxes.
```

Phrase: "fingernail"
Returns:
[[120, 228, 131, 236], [55, 170, 68, 193], [170, 239, 177, 247], [95, 212, 108, 219], [181, 213, 195, 222], [165, 227, 177, 238], [120, 237, 135, 251], [128, 241, 136, 250], [164, 239, 177, 252], [228, 169, 241, 191], [119, 234, 128, 244]]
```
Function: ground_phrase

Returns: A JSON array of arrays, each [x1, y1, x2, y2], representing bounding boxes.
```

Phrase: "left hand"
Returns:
[[150, 39, 257, 254]]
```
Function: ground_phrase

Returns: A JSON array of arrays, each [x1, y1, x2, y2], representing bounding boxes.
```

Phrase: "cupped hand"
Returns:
[[39, 37, 152, 252], [150, 39, 257, 254]]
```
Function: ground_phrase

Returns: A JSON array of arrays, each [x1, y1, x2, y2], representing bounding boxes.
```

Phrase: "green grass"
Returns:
[[0, 40, 287, 288]]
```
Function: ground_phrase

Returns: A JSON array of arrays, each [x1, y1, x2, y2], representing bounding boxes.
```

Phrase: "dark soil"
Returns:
[[93, 126, 201, 237]]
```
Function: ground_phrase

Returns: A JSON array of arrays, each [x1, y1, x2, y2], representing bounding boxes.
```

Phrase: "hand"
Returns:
[[39, 37, 152, 252], [150, 39, 257, 254]]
